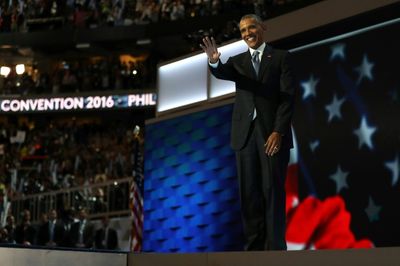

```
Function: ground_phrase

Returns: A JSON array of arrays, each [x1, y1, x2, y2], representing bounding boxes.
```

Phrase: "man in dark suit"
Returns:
[[4, 215, 16, 244], [200, 14, 296, 250], [70, 208, 95, 248], [37, 209, 65, 247], [94, 216, 119, 250], [15, 209, 36, 246]]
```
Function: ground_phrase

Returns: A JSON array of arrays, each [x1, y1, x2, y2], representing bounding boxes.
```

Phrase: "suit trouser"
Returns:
[[236, 118, 289, 251]]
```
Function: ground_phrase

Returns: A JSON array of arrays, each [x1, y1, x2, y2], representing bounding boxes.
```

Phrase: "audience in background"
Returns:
[[61, 207, 78, 247], [0, 214, 16, 244], [0, 208, 121, 249], [0, 118, 143, 229], [1, 119, 139, 192], [0, 208, 121, 250], [37, 209, 65, 247], [15, 209, 36, 245], [95, 216, 119, 250], [0, 0, 320, 96], [0, 117, 142, 250], [70, 208, 95, 248], [0, 57, 153, 95], [0, 0, 308, 32]]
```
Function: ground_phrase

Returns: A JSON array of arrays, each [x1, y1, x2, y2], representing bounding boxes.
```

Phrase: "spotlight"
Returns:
[[0, 66, 11, 77], [16, 64, 25, 75], [132, 70, 138, 75]]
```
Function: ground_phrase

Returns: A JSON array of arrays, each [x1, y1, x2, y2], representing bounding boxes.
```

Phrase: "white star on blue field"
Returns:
[[330, 43, 346, 61], [300, 75, 319, 100], [309, 140, 320, 153], [290, 21, 400, 247], [385, 155, 399, 186], [355, 54, 374, 84], [325, 94, 345, 122], [365, 196, 381, 223], [353, 116, 377, 150], [330, 165, 349, 194]]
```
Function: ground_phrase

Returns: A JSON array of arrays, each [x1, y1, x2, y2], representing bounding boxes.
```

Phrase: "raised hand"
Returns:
[[200, 37, 221, 64]]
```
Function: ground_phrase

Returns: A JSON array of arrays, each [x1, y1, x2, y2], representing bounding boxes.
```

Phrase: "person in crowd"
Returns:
[[0, 226, 9, 243], [170, 0, 185, 21], [60, 207, 77, 247], [37, 209, 65, 247], [94, 216, 118, 250], [93, 187, 107, 213], [4, 215, 16, 244], [15, 209, 36, 245], [69, 208, 94, 248]]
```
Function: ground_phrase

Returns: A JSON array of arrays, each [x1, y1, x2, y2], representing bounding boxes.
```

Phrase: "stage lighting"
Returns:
[[16, 64, 25, 75], [0, 66, 11, 77]]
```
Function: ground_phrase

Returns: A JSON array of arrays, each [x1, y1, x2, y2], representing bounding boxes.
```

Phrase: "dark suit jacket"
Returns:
[[4, 225, 16, 244], [209, 44, 295, 151], [15, 223, 36, 245], [37, 220, 65, 246], [69, 220, 95, 248], [94, 227, 118, 250]]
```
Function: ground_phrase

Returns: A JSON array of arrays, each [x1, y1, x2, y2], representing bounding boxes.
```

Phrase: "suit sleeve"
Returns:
[[274, 51, 296, 135], [209, 58, 238, 82], [209, 57, 270, 95]]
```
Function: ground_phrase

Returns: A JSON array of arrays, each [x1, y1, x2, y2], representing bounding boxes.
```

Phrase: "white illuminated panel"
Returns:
[[157, 53, 208, 112], [209, 40, 248, 98]]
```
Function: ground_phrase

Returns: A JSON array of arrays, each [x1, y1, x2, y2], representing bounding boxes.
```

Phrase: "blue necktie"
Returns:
[[252, 51, 260, 76], [251, 51, 260, 120]]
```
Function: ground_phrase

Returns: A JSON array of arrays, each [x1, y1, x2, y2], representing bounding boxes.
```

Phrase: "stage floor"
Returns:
[[128, 247, 400, 266], [1, 246, 399, 266]]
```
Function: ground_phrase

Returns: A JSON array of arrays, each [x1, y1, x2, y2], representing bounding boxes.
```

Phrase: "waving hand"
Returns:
[[200, 37, 221, 64]]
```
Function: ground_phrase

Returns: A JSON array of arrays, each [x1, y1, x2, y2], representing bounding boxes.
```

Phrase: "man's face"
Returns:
[[23, 210, 31, 222], [239, 18, 265, 49], [79, 210, 87, 220], [49, 210, 57, 221]]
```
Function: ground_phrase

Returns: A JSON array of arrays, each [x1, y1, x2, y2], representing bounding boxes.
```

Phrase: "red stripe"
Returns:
[[130, 181, 143, 251]]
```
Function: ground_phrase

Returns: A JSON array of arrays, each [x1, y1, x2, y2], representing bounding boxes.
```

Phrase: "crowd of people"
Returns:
[[0, 0, 302, 32], [0, 56, 155, 95], [0, 0, 318, 96], [0, 208, 119, 250], [0, 117, 144, 226]]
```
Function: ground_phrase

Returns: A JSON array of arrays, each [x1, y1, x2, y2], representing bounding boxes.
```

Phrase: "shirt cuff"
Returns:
[[209, 61, 219, 68]]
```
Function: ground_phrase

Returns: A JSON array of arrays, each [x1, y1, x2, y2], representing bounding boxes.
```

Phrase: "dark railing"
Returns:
[[10, 177, 132, 224]]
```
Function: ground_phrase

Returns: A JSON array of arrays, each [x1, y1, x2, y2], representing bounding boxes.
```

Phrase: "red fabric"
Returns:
[[285, 164, 373, 249]]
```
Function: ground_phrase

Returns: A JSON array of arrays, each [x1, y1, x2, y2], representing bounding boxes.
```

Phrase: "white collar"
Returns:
[[249, 42, 266, 56]]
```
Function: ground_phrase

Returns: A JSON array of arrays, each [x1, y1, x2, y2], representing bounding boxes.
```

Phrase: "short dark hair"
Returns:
[[240, 14, 263, 24]]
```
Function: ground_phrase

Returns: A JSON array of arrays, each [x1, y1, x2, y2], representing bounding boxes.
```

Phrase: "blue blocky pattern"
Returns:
[[144, 104, 244, 252]]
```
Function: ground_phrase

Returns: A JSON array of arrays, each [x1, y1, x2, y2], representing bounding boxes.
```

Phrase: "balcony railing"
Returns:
[[10, 177, 132, 224]]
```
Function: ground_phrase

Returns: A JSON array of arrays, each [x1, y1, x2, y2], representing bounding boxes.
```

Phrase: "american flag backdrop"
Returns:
[[130, 179, 143, 251], [130, 134, 144, 252], [289, 18, 400, 247]]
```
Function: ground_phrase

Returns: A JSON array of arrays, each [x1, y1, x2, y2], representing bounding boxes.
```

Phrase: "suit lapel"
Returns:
[[258, 44, 273, 80], [241, 51, 258, 79]]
